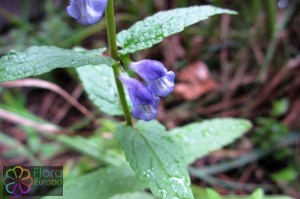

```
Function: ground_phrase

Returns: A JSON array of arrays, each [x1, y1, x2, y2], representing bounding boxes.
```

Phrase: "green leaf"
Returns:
[[110, 192, 155, 199], [117, 5, 237, 54], [204, 188, 294, 199], [115, 120, 194, 199], [169, 118, 252, 164], [215, 195, 293, 199], [42, 164, 146, 199], [0, 131, 41, 165], [206, 189, 223, 199], [56, 135, 124, 166], [271, 98, 289, 117], [248, 189, 263, 199], [190, 185, 209, 199], [0, 46, 114, 82], [259, 197, 295, 199], [271, 167, 298, 182], [76, 64, 129, 115]]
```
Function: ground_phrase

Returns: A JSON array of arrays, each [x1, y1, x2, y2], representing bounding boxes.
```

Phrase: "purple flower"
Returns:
[[67, 0, 107, 25], [120, 75, 160, 122], [130, 60, 175, 97]]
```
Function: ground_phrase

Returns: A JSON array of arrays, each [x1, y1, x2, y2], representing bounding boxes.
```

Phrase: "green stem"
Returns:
[[251, 0, 261, 19], [112, 62, 133, 126], [105, 0, 133, 126], [105, 0, 118, 60], [264, 0, 277, 39]]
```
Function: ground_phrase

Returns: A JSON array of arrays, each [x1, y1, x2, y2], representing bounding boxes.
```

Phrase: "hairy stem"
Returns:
[[105, 0, 133, 126]]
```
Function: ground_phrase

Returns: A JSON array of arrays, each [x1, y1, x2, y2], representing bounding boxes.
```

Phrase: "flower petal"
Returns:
[[67, 3, 80, 20], [120, 74, 160, 121], [148, 71, 175, 97], [119, 75, 154, 106], [67, 0, 107, 25], [130, 60, 167, 82], [131, 97, 160, 122]]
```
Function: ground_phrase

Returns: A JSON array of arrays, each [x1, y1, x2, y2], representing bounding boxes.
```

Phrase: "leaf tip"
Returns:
[[239, 119, 253, 132]]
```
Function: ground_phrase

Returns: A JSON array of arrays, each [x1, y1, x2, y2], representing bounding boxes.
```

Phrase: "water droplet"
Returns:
[[169, 177, 188, 193], [159, 189, 167, 198]]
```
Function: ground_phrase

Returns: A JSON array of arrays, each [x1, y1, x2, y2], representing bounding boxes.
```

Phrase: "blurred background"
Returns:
[[0, 0, 299, 198]]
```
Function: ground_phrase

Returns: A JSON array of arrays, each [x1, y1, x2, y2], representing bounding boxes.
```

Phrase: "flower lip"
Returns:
[[129, 59, 175, 97], [131, 96, 160, 122], [67, 0, 108, 25], [119, 74, 154, 106], [130, 60, 167, 82], [148, 71, 175, 97], [120, 59, 176, 121], [120, 74, 160, 121]]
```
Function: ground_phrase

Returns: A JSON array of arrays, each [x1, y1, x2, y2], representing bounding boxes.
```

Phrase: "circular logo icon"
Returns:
[[3, 166, 33, 196]]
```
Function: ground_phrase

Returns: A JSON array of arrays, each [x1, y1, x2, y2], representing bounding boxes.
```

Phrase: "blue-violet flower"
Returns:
[[120, 75, 160, 122], [130, 60, 175, 97], [67, 0, 107, 25]]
